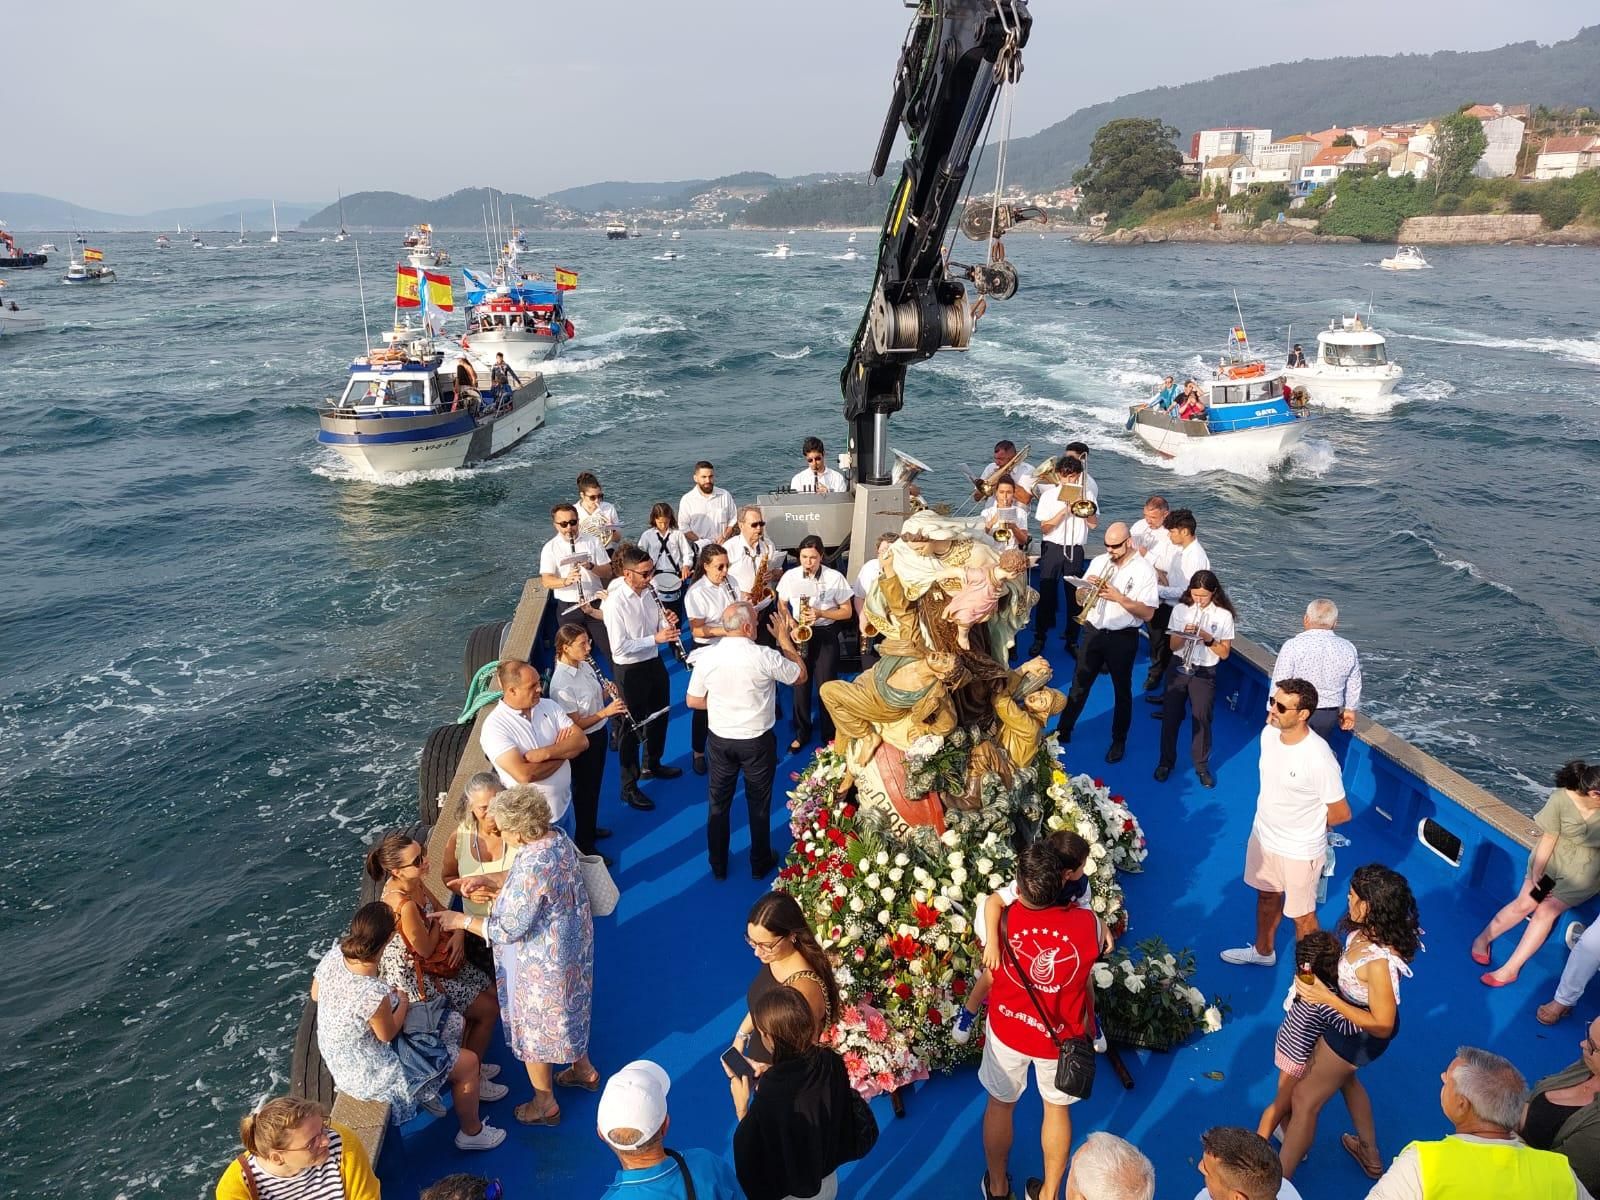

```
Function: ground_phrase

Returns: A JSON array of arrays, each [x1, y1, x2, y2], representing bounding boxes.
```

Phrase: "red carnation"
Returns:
[[951, 978, 968, 997], [826, 827, 848, 848], [894, 982, 912, 1000], [927, 1008, 943, 1025], [840, 862, 856, 878], [841, 803, 858, 819], [1093, 777, 1105, 788], [817, 809, 831, 828], [832, 896, 845, 911]]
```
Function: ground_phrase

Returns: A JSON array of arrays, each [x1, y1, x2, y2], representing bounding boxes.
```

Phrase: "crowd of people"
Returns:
[[218, 441, 1600, 1200]]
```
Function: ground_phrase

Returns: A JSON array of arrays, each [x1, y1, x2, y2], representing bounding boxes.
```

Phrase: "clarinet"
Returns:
[[586, 652, 639, 740], [652, 591, 690, 666]]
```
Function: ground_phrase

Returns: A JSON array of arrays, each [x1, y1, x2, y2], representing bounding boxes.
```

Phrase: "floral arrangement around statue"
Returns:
[[1091, 937, 1228, 1052]]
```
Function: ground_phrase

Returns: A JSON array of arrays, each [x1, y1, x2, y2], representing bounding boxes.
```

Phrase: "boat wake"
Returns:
[[309, 454, 535, 487], [1395, 527, 1517, 596], [1396, 329, 1600, 368], [541, 348, 629, 376], [771, 346, 812, 360]]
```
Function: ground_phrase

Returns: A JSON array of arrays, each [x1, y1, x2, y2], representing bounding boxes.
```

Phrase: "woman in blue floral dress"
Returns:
[[435, 785, 597, 1126]]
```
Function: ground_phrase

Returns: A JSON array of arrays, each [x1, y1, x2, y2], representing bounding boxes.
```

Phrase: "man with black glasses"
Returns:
[[1050, 521, 1158, 764], [539, 502, 612, 665], [1220, 678, 1351, 968], [789, 436, 847, 493]]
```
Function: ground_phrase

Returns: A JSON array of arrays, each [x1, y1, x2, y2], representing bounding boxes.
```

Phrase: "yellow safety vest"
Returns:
[[1413, 1136, 1576, 1200]]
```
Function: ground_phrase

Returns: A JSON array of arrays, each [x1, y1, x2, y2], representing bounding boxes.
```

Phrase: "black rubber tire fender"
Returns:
[[419, 725, 473, 826], [464, 620, 510, 689]]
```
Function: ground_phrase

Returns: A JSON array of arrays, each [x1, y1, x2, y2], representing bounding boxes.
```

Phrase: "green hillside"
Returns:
[[1005, 24, 1600, 188], [300, 187, 570, 231]]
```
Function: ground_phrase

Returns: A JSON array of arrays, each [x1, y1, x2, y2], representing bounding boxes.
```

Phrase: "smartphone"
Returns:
[[720, 1046, 755, 1082], [1530, 874, 1556, 903]]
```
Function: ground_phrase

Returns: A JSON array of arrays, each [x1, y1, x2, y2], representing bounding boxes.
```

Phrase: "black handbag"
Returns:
[[999, 907, 1097, 1100]]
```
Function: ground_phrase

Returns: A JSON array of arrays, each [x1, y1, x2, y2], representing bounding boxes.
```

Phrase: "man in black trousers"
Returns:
[[686, 601, 807, 880], [603, 544, 684, 811]]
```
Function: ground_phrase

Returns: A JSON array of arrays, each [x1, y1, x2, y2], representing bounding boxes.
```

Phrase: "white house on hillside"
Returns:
[[1193, 127, 1273, 164], [1297, 146, 1363, 196], [1535, 136, 1600, 180], [1474, 112, 1526, 177]]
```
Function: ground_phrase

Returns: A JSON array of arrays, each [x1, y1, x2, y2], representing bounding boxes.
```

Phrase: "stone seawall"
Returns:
[[1398, 214, 1545, 243]]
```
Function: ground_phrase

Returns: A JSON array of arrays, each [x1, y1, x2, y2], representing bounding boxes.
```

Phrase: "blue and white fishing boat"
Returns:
[[316, 325, 547, 474], [61, 249, 115, 284], [459, 260, 574, 379], [1129, 323, 1308, 461]]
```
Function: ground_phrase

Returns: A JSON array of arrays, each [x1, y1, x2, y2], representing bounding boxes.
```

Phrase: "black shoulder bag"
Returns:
[[999, 907, 1097, 1099], [665, 1148, 699, 1200]]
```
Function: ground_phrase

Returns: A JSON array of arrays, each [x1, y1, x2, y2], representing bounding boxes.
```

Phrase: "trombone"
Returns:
[[970, 442, 1029, 502], [1073, 559, 1116, 626]]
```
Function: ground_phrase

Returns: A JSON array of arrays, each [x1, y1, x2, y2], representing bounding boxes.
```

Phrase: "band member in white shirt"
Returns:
[[981, 475, 1030, 549], [539, 503, 614, 665], [686, 601, 806, 879], [479, 658, 589, 839], [1052, 522, 1160, 763], [775, 534, 853, 754], [980, 439, 1037, 501], [726, 506, 779, 635], [789, 436, 848, 493], [854, 531, 898, 671], [1156, 570, 1237, 789], [1064, 440, 1096, 495], [1131, 495, 1172, 690], [684, 544, 741, 775], [603, 545, 685, 811], [549, 624, 628, 857], [576, 471, 622, 556], [1148, 508, 1210, 693], [639, 502, 695, 625], [677, 460, 739, 546], [1029, 455, 1097, 658]]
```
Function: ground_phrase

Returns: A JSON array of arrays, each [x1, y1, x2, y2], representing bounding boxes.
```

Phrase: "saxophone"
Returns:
[[793, 596, 815, 644], [748, 552, 774, 608]]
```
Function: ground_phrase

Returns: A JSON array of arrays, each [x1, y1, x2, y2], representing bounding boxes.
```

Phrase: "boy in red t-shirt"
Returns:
[[979, 843, 1102, 1200]]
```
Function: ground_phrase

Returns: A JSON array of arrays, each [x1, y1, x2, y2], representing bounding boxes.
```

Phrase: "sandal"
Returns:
[[514, 1097, 561, 1126], [555, 1065, 601, 1091], [1341, 1133, 1382, 1180], [789, 740, 803, 755]]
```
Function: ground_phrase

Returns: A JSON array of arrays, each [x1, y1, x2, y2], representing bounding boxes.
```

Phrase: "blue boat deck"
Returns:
[[379, 618, 1591, 1200]]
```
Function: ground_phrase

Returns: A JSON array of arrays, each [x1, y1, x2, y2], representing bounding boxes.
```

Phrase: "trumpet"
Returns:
[[971, 442, 1029, 502], [1073, 560, 1116, 626], [992, 523, 1013, 545], [792, 597, 815, 644], [1070, 498, 1098, 519], [1175, 613, 1210, 675]]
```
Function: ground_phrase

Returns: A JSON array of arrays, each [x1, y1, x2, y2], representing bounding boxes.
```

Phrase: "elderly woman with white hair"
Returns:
[[432, 784, 597, 1128]]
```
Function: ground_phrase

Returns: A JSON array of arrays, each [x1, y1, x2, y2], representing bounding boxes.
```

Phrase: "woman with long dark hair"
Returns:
[[1154, 568, 1236, 788], [1477, 759, 1600, 990], [728, 987, 876, 1200], [1278, 863, 1422, 1181], [730, 891, 840, 1069]]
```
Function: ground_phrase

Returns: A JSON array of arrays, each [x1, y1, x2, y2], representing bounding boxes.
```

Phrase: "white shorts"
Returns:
[[978, 1025, 1078, 1108]]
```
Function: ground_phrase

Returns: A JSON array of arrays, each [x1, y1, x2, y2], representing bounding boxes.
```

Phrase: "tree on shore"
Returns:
[[1073, 118, 1182, 218], [1431, 111, 1489, 195]]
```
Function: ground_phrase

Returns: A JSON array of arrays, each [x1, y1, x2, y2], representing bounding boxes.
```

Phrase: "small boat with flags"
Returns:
[[402, 224, 449, 269], [62, 248, 115, 285], [458, 256, 576, 379], [1283, 312, 1403, 409], [1128, 319, 1308, 462]]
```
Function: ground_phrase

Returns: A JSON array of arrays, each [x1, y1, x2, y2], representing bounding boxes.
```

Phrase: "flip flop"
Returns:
[[514, 1098, 561, 1126], [1341, 1133, 1382, 1180], [555, 1066, 601, 1091]]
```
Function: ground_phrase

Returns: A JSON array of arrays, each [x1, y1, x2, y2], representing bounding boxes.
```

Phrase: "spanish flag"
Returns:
[[84, 248, 104, 262], [423, 271, 453, 312], [396, 265, 421, 309], [1232, 326, 1247, 341], [554, 266, 579, 292]]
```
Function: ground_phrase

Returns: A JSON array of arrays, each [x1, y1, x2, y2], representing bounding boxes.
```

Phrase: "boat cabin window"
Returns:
[[341, 376, 430, 408], [1323, 342, 1387, 367]]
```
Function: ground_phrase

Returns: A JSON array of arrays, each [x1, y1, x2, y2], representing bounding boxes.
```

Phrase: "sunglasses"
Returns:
[[1104, 539, 1127, 551], [806, 456, 824, 463], [555, 519, 578, 528], [1268, 699, 1299, 714], [586, 492, 604, 500], [748, 521, 766, 527]]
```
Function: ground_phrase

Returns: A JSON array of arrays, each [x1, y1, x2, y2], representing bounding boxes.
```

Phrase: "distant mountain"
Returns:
[[299, 187, 572, 231], [741, 178, 897, 228], [0, 192, 323, 231], [545, 179, 711, 211], [1003, 24, 1600, 188]]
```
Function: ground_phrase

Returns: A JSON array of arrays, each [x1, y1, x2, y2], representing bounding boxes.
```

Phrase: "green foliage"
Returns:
[[1163, 178, 1197, 208], [1001, 26, 1600, 188], [1540, 190, 1581, 230], [1509, 188, 1540, 214], [1431, 111, 1490, 195], [740, 178, 898, 228], [1251, 185, 1293, 224], [1073, 118, 1183, 218], [1318, 172, 1430, 240], [1332, 134, 1356, 147], [1460, 193, 1494, 215], [1434, 193, 1462, 214], [1303, 182, 1335, 211]]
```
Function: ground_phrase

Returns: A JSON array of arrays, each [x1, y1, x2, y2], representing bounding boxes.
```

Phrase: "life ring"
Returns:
[[1224, 362, 1265, 379], [563, 319, 576, 339]]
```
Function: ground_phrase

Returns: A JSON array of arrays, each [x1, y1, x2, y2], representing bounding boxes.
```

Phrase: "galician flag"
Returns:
[[554, 266, 579, 292], [395, 266, 421, 309], [423, 271, 453, 311]]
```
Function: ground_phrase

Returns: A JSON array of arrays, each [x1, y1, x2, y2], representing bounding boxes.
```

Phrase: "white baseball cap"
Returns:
[[597, 1060, 671, 1150]]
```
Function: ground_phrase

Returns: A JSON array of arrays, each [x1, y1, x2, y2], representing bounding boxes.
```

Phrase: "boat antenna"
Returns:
[[353, 236, 372, 356], [1232, 287, 1250, 359]]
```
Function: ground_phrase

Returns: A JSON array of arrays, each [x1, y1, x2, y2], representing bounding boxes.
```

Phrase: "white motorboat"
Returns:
[[403, 223, 449, 269], [155, 233, 171, 249], [771, 242, 792, 259], [459, 260, 575, 378], [62, 250, 115, 284], [37, 242, 59, 253], [191, 231, 204, 247], [1380, 244, 1430, 270], [317, 325, 548, 473], [670, 229, 682, 240], [605, 221, 628, 240], [839, 248, 860, 261], [657, 249, 680, 261], [847, 231, 858, 243], [0, 282, 48, 337], [1283, 314, 1403, 409]]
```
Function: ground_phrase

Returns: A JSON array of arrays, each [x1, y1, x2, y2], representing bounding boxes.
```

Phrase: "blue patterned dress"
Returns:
[[485, 832, 594, 1062]]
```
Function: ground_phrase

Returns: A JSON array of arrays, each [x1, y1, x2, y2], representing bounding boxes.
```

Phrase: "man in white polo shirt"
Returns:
[[539, 502, 613, 665], [686, 601, 805, 880], [1221, 677, 1352, 967], [677, 461, 739, 547], [479, 658, 589, 838]]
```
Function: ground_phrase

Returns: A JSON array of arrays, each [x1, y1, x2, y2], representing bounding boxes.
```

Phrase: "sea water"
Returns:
[[0, 232, 1596, 1195]]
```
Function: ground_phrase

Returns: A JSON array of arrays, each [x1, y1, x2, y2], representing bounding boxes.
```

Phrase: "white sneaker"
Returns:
[[419, 1093, 447, 1117], [1220, 945, 1277, 967], [1567, 922, 1587, 951], [480, 1063, 501, 1082], [479, 1079, 509, 1102], [455, 1120, 507, 1151]]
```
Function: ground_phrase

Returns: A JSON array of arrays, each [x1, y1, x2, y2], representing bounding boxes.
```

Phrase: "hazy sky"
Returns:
[[9, 0, 1592, 213]]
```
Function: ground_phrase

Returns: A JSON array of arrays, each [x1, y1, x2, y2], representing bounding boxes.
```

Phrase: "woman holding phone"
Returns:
[[1473, 759, 1600, 988]]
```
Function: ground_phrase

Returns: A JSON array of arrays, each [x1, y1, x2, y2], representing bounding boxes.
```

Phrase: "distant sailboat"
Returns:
[[334, 190, 349, 242], [268, 201, 280, 245], [235, 212, 248, 246]]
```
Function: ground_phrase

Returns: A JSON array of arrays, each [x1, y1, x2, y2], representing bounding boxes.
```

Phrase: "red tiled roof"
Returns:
[[1203, 153, 1248, 169], [1540, 136, 1600, 155], [1463, 104, 1499, 119], [1307, 147, 1354, 167]]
